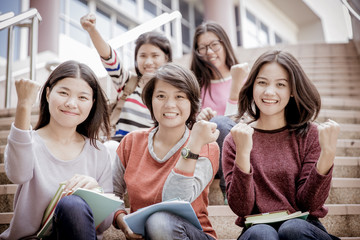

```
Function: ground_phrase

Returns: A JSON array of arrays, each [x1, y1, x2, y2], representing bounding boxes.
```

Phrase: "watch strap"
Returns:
[[182, 147, 199, 160]]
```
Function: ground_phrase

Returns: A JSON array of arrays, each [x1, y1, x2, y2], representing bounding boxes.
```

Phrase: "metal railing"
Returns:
[[341, 0, 360, 21], [108, 11, 182, 59], [0, 8, 42, 108]]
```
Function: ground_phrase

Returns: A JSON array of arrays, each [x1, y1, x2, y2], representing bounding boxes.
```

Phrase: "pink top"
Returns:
[[201, 76, 232, 116]]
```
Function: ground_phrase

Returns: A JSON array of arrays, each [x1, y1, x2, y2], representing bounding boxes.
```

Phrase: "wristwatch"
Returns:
[[181, 147, 199, 160]]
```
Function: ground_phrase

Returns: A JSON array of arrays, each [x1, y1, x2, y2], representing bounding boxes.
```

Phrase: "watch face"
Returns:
[[181, 148, 188, 157]]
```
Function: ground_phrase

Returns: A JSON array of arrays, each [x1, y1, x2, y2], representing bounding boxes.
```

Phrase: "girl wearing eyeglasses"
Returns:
[[190, 22, 249, 202]]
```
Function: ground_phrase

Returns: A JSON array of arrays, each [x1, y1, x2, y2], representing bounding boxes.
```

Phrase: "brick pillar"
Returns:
[[202, 0, 237, 47], [30, 0, 60, 54]]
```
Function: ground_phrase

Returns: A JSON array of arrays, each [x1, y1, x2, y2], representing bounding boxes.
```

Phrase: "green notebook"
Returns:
[[244, 210, 309, 229], [37, 183, 123, 238]]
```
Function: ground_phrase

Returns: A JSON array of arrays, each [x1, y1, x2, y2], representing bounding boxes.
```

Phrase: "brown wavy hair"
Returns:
[[238, 50, 321, 135]]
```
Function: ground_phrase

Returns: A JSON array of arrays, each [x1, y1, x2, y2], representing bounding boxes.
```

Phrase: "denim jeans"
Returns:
[[238, 217, 339, 240], [144, 211, 215, 240], [47, 195, 97, 240], [210, 115, 236, 194]]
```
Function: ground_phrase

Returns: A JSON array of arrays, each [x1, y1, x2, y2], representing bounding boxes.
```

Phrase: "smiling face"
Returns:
[[136, 43, 168, 75], [152, 79, 191, 131], [197, 31, 227, 74], [46, 77, 94, 129], [253, 62, 291, 123]]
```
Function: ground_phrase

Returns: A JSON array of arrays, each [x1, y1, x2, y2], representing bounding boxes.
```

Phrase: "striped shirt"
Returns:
[[101, 48, 153, 137]]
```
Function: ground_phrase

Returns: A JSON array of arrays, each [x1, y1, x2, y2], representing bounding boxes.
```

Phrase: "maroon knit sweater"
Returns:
[[222, 123, 333, 227]]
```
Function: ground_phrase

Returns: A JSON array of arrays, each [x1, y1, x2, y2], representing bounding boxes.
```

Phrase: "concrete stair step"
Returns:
[[317, 109, 360, 124], [334, 157, 360, 178], [0, 107, 38, 118], [318, 89, 360, 97], [0, 157, 358, 185], [1, 146, 4, 164], [311, 76, 360, 81], [303, 65, 360, 72], [0, 204, 359, 239], [1, 177, 359, 211], [336, 139, 360, 157], [315, 83, 360, 90], [326, 178, 360, 204], [321, 97, 360, 111], [0, 115, 39, 131]]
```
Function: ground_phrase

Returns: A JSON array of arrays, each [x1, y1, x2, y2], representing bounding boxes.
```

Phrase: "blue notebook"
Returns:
[[123, 200, 202, 235]]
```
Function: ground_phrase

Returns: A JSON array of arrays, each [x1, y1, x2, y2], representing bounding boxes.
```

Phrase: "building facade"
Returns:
[[0, 0, 353, 108]]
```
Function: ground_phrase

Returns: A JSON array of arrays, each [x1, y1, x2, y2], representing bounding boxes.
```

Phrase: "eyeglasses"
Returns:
[[196, 40, 222, 56]]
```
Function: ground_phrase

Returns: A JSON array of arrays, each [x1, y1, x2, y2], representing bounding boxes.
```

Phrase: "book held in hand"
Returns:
[[37, 183, 123, 238], [244, 210, 309, 228], [123, 199, 202, 236]]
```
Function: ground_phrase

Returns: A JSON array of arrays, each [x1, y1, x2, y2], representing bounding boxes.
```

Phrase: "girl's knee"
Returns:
[[241, 224, 278, 240], [145, 212, 173, 239], [278, 219, 306, 238], [55, 195, 91, 219]]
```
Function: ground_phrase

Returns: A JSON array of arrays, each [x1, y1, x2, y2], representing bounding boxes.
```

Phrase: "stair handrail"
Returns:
[[0, 8, 41, 30], [108, 10, 182, 58], [341, 0, 360, 21], [0, 8, 42, 109]]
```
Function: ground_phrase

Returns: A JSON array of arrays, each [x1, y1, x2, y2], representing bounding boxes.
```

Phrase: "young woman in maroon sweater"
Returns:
[[222, 50, 341, 240]]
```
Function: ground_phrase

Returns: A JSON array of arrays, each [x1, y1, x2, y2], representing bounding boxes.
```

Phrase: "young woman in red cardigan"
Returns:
[[222, 50, 340, 240], [112, 63, 220, 240]]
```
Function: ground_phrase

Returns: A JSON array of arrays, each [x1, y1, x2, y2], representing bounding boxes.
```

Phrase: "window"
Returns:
[[144, 0, 156, 17], [245, 9, 269, 47], [195, 7, 203, 27], [69, 0, 88, 23], [180, 1, 189, 21], [0, 0, 22, 60], [259, 22, 269, 45], [235, 5, 242, 46], [162, 0, 171, 9], [275, 33, 283, 44], [115, 20, 129, 36], [96, 8, 111, 40]]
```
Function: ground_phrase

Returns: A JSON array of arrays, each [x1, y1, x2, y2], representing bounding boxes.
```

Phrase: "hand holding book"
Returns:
[[37, 183, 123, 238], [123, 199, 202, 236]]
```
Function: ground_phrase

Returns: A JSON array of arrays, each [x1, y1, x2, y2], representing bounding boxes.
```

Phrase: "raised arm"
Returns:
[[162, 121, 220, 202], [14, 79, 41, 130], [229, 62, 249, 102], [175, 120, 219, 173], [80, 13, 111, 59]]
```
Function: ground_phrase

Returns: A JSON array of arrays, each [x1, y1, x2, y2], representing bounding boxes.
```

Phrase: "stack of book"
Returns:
[[244, 210, 309, 228]]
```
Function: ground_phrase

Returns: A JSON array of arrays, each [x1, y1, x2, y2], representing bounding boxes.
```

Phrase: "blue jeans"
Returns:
[[238, 217, 339, 240], [210, 116, 236, 193], [47, 195, 97, 240], [144, 211, 215, 240]]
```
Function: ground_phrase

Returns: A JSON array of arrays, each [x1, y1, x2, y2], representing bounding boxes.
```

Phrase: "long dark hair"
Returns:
[[190, 22, 238, 97], [35, 60, 111, 148], [142, 63, 201, 129], [134, 31, 173, 77], [238, 50, 321, 135]]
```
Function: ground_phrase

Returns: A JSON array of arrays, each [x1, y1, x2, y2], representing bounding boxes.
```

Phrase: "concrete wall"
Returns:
[[303, 0, 351, 43]]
